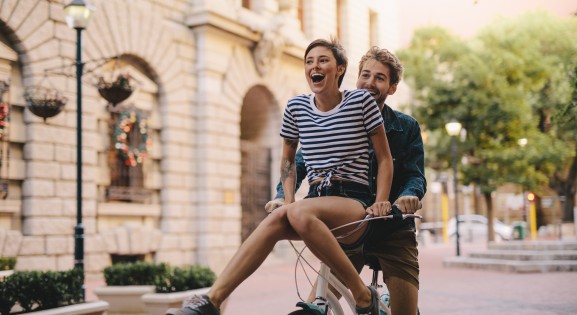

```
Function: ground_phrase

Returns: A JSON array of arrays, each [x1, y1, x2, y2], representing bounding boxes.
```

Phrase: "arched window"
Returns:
[[94, 57, 161, 204]]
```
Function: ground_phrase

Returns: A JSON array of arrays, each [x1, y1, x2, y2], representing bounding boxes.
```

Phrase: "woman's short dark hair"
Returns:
[[304, 37, 348, 87]]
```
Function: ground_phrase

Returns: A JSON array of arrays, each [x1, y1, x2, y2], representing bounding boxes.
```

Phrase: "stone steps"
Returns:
[[443, 256, 577, 273], [443, 240, 577, 273], [468, 249, 577, 261], [487, 240, 577, 251]]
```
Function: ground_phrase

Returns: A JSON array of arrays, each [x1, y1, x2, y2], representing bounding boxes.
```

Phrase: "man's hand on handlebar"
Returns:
[[264, 198, 284, 213], [367, 196, 422, 218], [366, 200, 392, 217], [393, 196, 422, 214]]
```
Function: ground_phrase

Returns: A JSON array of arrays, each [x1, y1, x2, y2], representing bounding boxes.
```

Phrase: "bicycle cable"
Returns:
[[288, 213, 422, 304]]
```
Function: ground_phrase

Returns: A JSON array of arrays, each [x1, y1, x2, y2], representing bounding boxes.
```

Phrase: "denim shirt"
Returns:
[[275, 104, 427, 205]]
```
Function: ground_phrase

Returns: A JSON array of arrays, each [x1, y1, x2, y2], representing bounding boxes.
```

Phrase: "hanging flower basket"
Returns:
[[97, 74, 134, 106], [114, 110, 151, 167], [24, 87, 67, 122]]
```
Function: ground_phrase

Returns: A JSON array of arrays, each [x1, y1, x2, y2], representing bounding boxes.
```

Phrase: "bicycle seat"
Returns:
[[365, 254, 381, 271]]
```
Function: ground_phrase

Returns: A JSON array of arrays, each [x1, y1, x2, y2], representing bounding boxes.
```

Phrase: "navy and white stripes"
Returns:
[[280, 89, 383, 186]]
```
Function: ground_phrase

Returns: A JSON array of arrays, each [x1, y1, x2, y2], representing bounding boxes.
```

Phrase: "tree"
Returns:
[[478, 12, 577, 222], [398, 11, 576, 241], [549, 65, 577, 221]]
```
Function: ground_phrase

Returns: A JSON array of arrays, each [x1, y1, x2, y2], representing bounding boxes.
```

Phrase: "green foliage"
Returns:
[[154, 265, 216, 293], [398, 10, 577, 195], [0, 258, 16, 271], [0, 276, 17, 315], [0, 268, 83, 315], [103, 261, 216, 294], [553, 65, 577, 141], [104, 261, 169, 286]]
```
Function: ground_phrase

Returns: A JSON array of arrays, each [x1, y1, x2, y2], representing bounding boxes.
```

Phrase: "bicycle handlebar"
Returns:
[[377, 204, 422, 221], [330, 204, 422, 235], [379, 212, 422, 220]]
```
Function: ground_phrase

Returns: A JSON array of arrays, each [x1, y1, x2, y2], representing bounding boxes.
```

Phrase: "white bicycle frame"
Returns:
[[308, 213, 422, 315], [313, 263, 389, 315]]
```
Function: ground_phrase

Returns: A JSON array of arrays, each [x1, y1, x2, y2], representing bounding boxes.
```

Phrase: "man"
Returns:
[[267, 46, 426, 315], [168, 39, 391, 315]]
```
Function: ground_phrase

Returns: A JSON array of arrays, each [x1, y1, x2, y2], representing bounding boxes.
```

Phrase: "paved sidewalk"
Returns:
[[418, 242, 577, 315], [221, 242, 577, 315], [85, 242, 577, 314]]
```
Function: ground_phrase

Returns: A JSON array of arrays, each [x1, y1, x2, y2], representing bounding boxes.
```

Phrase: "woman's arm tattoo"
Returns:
[[281, 158, 295, 182], [281, 139, 298, 181]]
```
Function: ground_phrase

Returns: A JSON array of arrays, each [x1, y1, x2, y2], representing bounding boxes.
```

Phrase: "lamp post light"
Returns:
[[518, 138, 528, 148], [445, 119, 462, 256], [64, 0, 95, 278]]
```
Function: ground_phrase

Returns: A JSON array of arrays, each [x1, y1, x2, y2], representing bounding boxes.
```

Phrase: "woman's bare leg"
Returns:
[[207, 208, 299, 308], [285, 196, 372, 309]]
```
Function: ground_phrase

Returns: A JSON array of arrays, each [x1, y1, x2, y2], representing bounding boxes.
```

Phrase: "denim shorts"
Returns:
[[305, 180, 373, 208]]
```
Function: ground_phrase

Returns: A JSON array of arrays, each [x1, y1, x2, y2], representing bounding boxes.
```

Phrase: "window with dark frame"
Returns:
[[107, 110, 151, 203], [298, 0, 304, 32], [337, 0, 344, 41], [369, 10, 378, 48]]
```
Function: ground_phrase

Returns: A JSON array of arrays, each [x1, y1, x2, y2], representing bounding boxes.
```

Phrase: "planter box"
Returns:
[[0, 269, 13, 279], [93, 285, 155, 315], [142, 288, 219, 315], [21, 301, 109, 315]]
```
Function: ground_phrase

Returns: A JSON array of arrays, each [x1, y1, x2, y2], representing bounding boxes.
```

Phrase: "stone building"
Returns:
[[0, 0, 400, 275]]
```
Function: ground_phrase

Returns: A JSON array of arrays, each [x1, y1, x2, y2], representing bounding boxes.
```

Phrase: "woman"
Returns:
[[166, 38, 393, 315], [278, 38, 394, 315]]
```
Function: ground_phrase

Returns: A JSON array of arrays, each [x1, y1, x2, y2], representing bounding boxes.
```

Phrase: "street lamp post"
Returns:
[[64, 0, 94, 278], [445, 119, 462, 256], [518, 138, 528, 222]]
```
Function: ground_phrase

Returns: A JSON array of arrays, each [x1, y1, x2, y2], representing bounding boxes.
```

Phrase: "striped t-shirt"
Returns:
[[280, 89, 384, 186]]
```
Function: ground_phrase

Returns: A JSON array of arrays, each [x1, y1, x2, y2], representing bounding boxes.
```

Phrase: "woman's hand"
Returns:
[[366, 200, 392, 217], [264, 198, 285, 214]]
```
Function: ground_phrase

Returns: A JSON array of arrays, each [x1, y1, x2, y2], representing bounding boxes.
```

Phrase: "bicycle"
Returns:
[[287, 206, 422, 315]]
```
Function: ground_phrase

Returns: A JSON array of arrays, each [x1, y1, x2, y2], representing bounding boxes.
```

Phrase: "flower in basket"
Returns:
[[24, 87, 68, 121], [97, 73, 134, 106]]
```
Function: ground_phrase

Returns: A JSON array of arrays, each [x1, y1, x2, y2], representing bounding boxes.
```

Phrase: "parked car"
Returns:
[[447, 214, 513, 243]]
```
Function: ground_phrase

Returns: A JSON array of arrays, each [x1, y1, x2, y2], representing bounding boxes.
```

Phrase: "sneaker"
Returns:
[[379, 292, 391, 315], [165, 295, 220, 315], [355, 286, 379, 315]]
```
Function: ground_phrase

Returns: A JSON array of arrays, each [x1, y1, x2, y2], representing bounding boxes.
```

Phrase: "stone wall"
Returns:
[[0, 0, 400, 275]]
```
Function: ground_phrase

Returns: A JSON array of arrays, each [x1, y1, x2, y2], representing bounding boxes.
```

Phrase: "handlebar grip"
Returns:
[[390, 204, 403, 220], [385, 204, 423, 221]]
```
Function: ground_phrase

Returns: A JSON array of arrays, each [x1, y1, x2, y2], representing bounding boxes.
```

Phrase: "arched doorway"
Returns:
[[240, 85, 280, 241]]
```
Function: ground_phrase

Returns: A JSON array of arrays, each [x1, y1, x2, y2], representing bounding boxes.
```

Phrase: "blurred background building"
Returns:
[[0, 0, 405, 275], [0, 0, 575, 277]]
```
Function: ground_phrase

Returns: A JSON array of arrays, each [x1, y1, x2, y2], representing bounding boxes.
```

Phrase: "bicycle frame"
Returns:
[[313, 263, 390, 315], [308, 212, 422, 315]]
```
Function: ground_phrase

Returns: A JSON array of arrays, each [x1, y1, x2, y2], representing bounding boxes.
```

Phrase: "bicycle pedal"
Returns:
[[295, 301, 326, 315]]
